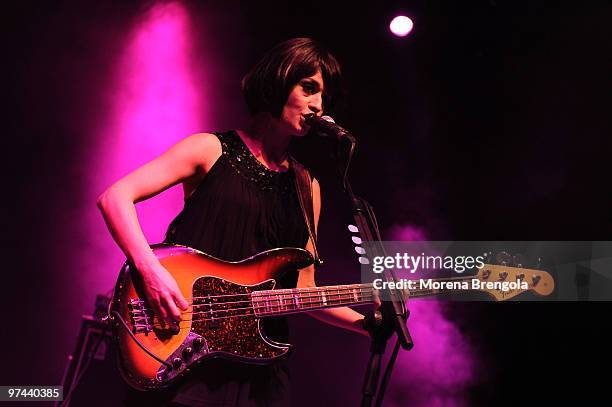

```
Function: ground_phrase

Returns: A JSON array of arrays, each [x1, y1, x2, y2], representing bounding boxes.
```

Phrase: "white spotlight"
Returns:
[[390, 15, 414, 37]]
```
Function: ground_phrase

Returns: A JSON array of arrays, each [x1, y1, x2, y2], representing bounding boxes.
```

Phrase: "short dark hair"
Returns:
[[241, 38, 343, 117]]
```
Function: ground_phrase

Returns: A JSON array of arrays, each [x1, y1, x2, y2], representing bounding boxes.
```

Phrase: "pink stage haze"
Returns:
[[86, 1, 205, 292]]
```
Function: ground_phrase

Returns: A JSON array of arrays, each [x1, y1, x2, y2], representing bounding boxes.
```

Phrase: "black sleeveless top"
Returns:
[[165, 130, 309, 341]]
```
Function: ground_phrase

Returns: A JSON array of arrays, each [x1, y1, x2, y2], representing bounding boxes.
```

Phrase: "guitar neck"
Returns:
[[252, 276, 476, 317], [252, 284, 373, 317]]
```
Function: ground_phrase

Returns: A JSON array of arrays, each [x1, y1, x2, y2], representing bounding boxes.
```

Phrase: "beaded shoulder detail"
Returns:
[[216, 131, 295, 193]]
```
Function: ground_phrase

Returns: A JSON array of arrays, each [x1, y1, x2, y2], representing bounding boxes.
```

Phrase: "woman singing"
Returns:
[[98, 37, 370, 406]]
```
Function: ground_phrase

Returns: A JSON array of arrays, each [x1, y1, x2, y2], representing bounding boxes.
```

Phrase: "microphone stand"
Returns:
[[333, 135, 414, 407]]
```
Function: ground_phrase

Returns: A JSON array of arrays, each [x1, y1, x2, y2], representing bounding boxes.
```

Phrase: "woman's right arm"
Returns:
[[96, 133, 221, 324]]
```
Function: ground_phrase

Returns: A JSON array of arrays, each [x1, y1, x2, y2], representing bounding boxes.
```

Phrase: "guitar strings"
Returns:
[[128, 276, 475, 303], [132, 291, 376, 326], [128, 275, 526, 331], [128, 275, 489, 331], [141, 295, 376, 331], [130, 276, 483, 322], [131, 278, 474, 320], [128, 283, 375, 304], [129, 274, 479, 305], [136, 287, 375, 313], [134, 291, 375, 319], [128, 285, 375, 306]]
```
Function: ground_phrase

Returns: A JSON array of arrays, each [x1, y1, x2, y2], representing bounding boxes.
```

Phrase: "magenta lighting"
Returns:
[[101, 1, 202, 243], [87, 0, 204, 292], [389, 15, 414, 37]]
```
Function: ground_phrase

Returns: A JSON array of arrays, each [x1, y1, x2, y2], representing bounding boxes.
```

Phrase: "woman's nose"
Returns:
[[308, 94, 323, 115]]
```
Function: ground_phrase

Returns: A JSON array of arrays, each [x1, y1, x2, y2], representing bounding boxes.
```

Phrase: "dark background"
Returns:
[[2, 0, 611, 405]]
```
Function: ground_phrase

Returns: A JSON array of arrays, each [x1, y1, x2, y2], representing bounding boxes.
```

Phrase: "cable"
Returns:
[[111, 310, 173, 369]]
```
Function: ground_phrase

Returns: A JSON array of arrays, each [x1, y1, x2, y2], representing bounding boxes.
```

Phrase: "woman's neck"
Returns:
[[238, 113, 292, 171]]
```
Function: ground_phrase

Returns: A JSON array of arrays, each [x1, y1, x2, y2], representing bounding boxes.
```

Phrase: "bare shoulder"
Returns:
[[176, 132, 222, 172], [185, 132, 221, 148]]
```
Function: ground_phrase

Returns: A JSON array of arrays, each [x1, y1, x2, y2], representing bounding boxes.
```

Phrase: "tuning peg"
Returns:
[[352, 236, 362, 245], [496, 252, 512, 266], [348, 224, 359, 233], [512, 254, 526, 268], [535, 257, 543, 270], [354, 246, 366, 254]]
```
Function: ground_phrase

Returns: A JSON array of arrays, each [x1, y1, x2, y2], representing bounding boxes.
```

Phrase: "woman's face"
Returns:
[[280, 70, 325, 136]]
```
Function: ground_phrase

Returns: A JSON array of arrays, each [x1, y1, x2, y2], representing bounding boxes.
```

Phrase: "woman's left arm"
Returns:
[[297, 178, 372, 336]]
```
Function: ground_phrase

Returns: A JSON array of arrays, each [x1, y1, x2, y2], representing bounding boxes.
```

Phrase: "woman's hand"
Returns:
[[138, 261, 189, 326]]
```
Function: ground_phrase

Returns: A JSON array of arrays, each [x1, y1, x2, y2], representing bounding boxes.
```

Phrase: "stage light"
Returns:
[[389, 15, 413, 37]]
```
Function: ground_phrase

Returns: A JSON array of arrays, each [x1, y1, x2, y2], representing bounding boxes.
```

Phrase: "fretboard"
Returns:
[[250, 276, 477, 317], [251, 284, 373, 317]]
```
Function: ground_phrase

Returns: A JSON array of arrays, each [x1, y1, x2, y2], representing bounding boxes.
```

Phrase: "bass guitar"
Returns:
[[109, 244, 554, 390]]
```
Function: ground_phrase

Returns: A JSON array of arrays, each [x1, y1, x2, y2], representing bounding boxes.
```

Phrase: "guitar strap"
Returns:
[[290, 157, 323, 269]]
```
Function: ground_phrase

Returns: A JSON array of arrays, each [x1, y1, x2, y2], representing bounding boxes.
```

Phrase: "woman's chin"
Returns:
[[295, 128, 309, 137], [289, 125, 309, 137]]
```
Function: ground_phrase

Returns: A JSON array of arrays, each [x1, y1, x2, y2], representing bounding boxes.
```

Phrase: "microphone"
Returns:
[[304, 114, 353, 140]]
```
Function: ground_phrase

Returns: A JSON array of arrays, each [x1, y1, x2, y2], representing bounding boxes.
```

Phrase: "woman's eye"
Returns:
[[302, 82, 315, 93]]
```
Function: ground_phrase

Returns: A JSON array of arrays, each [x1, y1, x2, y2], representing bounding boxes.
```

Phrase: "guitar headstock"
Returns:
[[475, 263, 555, 301]]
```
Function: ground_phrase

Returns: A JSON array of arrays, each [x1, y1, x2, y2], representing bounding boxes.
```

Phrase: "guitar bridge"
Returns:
[[128, 298, 153, 335]]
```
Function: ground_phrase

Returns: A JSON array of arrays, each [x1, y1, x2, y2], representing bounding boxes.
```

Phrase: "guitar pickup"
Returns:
[[498, 272, 508, 281], [532, 275, 541, 286]]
